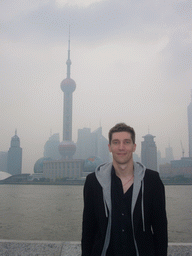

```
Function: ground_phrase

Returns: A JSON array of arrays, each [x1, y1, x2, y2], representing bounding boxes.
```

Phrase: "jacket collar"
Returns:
[[95, 161, 146, 214]]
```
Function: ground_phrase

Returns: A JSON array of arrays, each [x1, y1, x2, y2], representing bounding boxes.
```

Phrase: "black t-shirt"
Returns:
[[107, 167, 136, 256]]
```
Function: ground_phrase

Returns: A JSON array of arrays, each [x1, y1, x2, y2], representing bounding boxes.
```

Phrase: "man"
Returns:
[[81, 123, 168, 256]]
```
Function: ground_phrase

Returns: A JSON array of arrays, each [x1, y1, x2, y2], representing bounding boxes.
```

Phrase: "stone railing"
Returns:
[[0, 240, 191, 255]]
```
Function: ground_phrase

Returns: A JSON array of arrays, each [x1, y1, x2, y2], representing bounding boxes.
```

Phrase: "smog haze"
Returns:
[[1, 0, 191, 173]]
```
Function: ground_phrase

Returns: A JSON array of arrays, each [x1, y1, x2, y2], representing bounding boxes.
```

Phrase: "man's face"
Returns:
[[108, 131, 136, 165]]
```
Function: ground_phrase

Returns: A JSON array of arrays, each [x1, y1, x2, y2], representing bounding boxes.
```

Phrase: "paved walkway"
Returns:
[[0, 240, 192, 255], [0, 241, 80, 256]]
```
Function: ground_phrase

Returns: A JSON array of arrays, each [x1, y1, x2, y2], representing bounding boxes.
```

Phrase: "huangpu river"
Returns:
[[0, 184, 191, 242]]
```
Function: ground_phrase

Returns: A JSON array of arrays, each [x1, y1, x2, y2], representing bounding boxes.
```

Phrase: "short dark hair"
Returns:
[[108, 123, 135, 144]]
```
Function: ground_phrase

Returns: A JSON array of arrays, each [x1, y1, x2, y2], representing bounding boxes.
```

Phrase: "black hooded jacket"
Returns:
[[81, 162, 168, 256]]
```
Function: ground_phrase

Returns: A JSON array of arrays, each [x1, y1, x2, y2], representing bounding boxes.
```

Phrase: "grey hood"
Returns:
[[95, 161, 146, 256], [95, 161, 146, 215]]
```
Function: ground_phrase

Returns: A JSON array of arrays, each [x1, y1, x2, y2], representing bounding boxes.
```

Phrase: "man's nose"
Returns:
[[119, 142, 125, 150]]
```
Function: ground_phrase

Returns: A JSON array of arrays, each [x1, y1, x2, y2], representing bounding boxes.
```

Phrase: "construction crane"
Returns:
[[180, 140, 185, 158]]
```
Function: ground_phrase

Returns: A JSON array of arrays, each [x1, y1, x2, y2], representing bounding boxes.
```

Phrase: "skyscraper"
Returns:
[[44, 133, 60, 160], [165, 144, 174, 163], [141, 133, 157, 171], [7, 130, 22, 175], [75, 126, 110, 163], [58, 28, 76, 159], [188, 90, 192, 158]]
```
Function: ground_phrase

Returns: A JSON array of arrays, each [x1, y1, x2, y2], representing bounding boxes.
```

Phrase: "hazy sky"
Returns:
[[1, 0, 192, 173]]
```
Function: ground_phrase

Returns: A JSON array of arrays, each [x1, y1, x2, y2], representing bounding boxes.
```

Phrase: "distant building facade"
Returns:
[[43, 159, 84, 181], [133, 153, 141, 163], [83, 156, 103, 177], [34, 157, 52, 173], [44, 133, 60, 160], [74, 127, 110, 163], [75, 128, 92, 160], [188, 90, 192, 157], [0, 151, 8, 172], [7, 131, 22, 175], [159, 157, 192, 178], [141, 134, 157, 171], [165, 144, 174, 163], [157, 145, 174, 172], [157, 150, 164, 168]]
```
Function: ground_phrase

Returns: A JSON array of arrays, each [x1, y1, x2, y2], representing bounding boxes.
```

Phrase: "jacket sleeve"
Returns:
[[151, 172, 168, 256], [81, 174, 98, 256]]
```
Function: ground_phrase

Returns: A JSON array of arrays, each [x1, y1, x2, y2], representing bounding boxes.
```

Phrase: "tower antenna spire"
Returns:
[[68, 24, 70, 51], [148, 125, 150, 134], [66, 25, 71, 78]]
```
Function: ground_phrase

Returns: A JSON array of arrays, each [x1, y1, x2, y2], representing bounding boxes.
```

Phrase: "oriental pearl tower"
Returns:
[[59, 29, 76, 159]]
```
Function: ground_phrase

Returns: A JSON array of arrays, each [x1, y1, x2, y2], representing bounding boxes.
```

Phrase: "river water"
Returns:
[[0, 185, 191, 242]]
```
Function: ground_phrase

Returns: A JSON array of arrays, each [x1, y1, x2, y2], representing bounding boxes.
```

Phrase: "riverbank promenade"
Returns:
[[0, 240, 191, 255]]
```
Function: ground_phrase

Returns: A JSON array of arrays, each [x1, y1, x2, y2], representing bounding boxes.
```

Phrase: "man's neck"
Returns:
[[113, 160, 134, 178]]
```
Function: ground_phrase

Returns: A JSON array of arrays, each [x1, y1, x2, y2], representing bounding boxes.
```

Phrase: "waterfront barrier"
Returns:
[[0, 240, 192, 255]]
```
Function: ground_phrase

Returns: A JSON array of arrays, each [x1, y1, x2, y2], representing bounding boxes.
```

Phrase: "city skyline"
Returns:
[[1, 0, 191, 173]]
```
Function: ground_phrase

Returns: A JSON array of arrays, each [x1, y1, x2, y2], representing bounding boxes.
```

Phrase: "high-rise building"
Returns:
[[141, 134, 157, 171], [75, 128, 92, 160], [165, 144, 174, 163], [44, 133, 60, 160], [188, 90, 192, 158], [7, 130, 22, 175], [90, 127, 109, 163], [75, 126, 110, 163]]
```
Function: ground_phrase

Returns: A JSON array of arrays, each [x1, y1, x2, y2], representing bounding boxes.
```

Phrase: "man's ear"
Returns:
[[108, 143, 112, 153]]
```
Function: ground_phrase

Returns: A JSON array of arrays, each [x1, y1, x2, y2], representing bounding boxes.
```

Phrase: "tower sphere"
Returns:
[[58, 140, 76, 159], [61, 78, 76, 93]]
